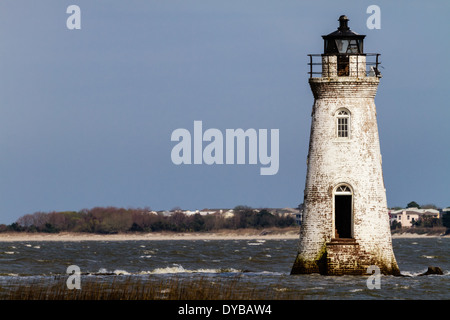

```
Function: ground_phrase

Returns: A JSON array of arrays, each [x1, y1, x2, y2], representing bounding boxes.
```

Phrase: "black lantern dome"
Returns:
[[322, 15, 365, 54]]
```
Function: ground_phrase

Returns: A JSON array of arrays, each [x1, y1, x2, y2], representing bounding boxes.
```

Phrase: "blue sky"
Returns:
[[0, 1, 449, 224]]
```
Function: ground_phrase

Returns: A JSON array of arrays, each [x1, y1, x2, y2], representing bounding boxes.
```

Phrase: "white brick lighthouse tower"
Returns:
[[291, 15, 400, 275]]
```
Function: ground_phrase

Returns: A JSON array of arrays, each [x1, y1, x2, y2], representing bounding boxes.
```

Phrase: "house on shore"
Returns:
[[389, 207, 440, 228]]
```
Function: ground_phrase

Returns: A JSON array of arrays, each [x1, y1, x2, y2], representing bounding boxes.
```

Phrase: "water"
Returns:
[[0, 237, 448, 299]]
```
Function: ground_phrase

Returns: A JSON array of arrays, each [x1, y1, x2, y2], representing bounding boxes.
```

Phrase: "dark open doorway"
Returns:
[[334, 195, 352, 238]]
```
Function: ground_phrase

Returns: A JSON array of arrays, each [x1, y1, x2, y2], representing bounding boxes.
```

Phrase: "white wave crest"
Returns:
[[114, 269, 130, 275], [142, 265, 241, 275], [94, 268, 131, 275]]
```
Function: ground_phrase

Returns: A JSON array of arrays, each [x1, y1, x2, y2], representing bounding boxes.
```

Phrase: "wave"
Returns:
[[421, 255, 438, 259], [140, 267, 283, 276], [247, 240, 266, 246], [142, 265, 242, 275], [90, 268, 131, 276], [82, 265, 245, 276], [0, 265, 282, 278]]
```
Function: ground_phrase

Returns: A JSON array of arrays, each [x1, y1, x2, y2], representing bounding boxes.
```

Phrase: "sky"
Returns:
[[0, 1, 449, 224]]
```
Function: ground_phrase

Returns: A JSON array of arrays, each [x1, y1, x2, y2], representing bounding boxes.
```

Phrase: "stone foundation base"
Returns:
[[325, 239, 367, 275], [291, 239, 400, 276]]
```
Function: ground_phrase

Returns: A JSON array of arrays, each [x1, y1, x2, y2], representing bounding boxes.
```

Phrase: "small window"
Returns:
[[336, 110, 350, 138], [337, 55, 349, 76]]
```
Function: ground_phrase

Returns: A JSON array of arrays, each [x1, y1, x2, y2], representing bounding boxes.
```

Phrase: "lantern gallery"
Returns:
[[170, 121, 279, 176]]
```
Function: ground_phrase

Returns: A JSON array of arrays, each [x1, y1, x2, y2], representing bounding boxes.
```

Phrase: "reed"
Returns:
[[0, 275, 301, 300]]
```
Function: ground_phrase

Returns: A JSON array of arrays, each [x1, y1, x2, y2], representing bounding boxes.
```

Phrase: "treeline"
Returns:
[[1, 206, 296, 234]]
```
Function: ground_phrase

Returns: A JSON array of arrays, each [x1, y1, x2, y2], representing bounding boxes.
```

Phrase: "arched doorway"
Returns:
[[333, 184, 353, 239]]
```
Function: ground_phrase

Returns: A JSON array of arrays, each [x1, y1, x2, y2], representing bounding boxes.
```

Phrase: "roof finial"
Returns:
[[338, 15, 349, 31]]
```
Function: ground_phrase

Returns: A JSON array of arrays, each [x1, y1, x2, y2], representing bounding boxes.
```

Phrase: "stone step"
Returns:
[[327, 238, 358, 245]]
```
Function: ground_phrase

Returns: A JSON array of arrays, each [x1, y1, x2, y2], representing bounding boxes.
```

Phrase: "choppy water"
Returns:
[[0, 237, 448, 299]]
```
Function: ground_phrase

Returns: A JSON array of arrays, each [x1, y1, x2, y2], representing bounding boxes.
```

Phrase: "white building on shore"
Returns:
[[389, 207, 440, 228]]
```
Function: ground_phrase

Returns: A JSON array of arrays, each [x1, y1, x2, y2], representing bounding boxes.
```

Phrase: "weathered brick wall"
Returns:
[[326, 241, 364, 275], [292, 73, 400, 275], [321, 55, 366, 78]]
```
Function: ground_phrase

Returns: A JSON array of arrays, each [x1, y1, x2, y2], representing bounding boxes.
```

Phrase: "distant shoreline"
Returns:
[[0, 227, 300, 242], [0, 227, 447, 242]]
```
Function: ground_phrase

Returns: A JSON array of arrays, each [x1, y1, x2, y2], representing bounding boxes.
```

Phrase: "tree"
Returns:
[[391, 220, 401, 230], [169, 211, 188, 231], [188, 213, 205, 232], [231, 205, 254, 229], [17, 212, 49, 229], [416, 216, 441, 228], [42, 223, 59, 233], [421, 204, 438, 209], [407, 201, 420, 209], [276, 215, 296, 228], [129, 222, 144, 232], [255, 209, 275, 228], [442, 212, 450, 234], [8, 222, 24, 232]]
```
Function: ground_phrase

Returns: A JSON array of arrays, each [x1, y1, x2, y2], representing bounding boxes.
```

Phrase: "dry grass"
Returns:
[[0, 275, 300, 300]]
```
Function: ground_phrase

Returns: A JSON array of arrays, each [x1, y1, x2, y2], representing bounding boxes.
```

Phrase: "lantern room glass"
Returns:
[[335, 39, 362, 54]]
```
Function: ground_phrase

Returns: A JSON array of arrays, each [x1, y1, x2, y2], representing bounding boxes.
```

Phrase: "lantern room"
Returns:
[[322, 15, 365, 55], [307, 15, 380, 79]]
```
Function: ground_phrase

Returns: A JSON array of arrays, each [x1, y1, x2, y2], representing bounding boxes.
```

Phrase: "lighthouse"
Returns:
[[291, 15, 400, 275]]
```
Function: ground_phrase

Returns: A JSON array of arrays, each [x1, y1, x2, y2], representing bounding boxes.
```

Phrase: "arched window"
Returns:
[[336, 109, 350, 138]]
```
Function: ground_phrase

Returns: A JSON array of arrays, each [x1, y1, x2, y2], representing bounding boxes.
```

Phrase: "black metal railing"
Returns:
[[308, 53, 381, 78]]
